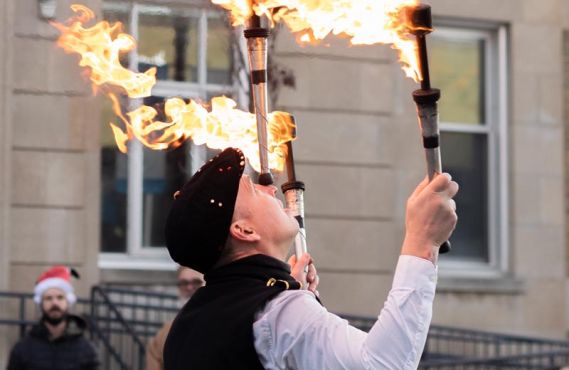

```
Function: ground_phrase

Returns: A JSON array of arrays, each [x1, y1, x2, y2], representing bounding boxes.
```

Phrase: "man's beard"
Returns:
[[42, 307, 67, 325]]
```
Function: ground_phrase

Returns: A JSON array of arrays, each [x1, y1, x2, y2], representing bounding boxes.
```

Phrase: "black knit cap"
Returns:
[[165, 147, 246, 273]]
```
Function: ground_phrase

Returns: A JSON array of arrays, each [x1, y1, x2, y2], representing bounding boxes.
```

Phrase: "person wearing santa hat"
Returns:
[[7, 266, 100, 370], [163, 147, 458, 370]]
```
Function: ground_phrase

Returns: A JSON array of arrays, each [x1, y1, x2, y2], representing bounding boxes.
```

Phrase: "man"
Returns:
[[7, 266, 99, 370], [146, 266, 203, 370], [163, 147, 458, 369]]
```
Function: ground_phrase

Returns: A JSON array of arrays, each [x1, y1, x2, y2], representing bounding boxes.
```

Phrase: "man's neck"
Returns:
[[45, 320, 66, 340], [216, 241, 289, 268]]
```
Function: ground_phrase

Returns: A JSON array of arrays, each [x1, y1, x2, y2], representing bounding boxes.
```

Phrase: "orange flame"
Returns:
[[53, 4, 295, 172], [212, 0, 423, 81], [51, 4, 156, 98], [110, 95, 295, 172]]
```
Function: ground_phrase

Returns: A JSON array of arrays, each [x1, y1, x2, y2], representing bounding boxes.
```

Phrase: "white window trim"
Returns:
[[99, 2, 242, 269], [433, 24, 510, 279]]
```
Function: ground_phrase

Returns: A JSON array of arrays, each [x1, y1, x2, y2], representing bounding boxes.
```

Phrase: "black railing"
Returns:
[[90, 286, 149, 370], [94, 285, 180, 340], [343, 314, 569, 369], [420, 325, 569, 369], [87, 285, 182, 369], [3, 289, 569, 370]]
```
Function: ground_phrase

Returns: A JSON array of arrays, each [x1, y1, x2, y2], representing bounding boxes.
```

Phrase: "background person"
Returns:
[[146, 266, 203, 370], [7, 266, 99, 370]]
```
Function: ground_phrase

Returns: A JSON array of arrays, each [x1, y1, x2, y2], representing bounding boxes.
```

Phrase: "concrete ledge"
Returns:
[[437, 276, 525, 294]]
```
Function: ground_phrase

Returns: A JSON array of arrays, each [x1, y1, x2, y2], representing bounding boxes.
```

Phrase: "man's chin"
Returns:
[[43, 312, 67, 325]]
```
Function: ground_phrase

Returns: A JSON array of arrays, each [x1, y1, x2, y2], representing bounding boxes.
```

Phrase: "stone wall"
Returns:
[[0, 1, 14, 366], [7, 0, 102, 301]]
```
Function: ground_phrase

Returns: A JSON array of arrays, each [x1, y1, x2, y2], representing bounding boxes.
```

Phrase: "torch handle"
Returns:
[[244, 28, 273, 185], [282, 183, 308, 266], [414, 89, 451, 254], [282, 124, 309, 270]]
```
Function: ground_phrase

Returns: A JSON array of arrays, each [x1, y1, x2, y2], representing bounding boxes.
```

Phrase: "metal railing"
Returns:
[[420, 325, 569, 369], [343, 314, 569, 369], [3, 289, 569, 370], [89, 285, 181, 370]]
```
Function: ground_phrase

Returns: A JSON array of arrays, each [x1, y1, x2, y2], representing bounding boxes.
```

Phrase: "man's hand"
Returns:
[[401, 173, 459, 263], [289, 253, 319, 295]]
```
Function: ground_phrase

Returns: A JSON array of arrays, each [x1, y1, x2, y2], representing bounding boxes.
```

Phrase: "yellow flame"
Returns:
[[110, 96, 295, 172], [53, 4, 295, 172], [52, 4, 156, 98], [212, 0, 423, 81]]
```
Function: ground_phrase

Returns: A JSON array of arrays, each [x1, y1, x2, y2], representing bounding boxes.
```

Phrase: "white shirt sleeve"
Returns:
[[253, 255, 437, 370]]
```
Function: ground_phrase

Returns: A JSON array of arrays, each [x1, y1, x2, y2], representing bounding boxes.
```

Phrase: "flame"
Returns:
[[111, 95, 295, 172], [51, 4, 156, 98], [53, 4, 295, 172], [212, 0, 423, 81]]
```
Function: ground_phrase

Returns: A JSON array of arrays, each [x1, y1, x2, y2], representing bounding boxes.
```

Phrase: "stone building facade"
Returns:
[[0, 0, 569, 362]]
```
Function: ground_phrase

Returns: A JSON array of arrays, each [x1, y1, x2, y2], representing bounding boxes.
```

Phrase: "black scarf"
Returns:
[[164, 254, 301, 370]]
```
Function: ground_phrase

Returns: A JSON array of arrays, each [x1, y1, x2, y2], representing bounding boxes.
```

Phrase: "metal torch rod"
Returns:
[[244, 15, 273, 185], [281, 120, 308, 264], [408, 4, 451, 254]]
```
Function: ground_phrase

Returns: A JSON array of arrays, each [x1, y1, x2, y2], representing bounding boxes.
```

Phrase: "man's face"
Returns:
[[233, 175, 299, 245], [177, 268, 204, 300], [41, 288, 69, 323]]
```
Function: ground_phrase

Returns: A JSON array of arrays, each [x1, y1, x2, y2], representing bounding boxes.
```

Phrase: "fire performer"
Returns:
[[163, 147, 458, 370]]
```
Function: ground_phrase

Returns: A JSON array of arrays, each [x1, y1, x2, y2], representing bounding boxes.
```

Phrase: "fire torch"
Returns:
[[407, 4, 451, 254], [244, 15, 273, 186], [244, 15, 309, 263], [281, 119, 308, 262]]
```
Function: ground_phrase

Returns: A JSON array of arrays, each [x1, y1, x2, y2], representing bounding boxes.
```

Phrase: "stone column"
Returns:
[[0, 0, 13, 291], [0, 1, 13, 366]]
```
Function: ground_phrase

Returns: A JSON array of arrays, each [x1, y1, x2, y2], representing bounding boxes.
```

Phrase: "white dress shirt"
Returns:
[[253, 255, 437, 370]]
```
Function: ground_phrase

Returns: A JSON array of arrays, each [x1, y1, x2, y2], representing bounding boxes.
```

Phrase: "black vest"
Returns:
[[163, 254, 302, 370]]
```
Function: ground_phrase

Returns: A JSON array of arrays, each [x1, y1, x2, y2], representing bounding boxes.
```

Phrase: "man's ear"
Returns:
[[229, 221, 261, 242]]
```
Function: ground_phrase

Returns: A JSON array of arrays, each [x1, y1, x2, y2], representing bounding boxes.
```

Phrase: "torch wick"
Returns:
[[406, 3, 434, 91], [417, 34, 431, 91]]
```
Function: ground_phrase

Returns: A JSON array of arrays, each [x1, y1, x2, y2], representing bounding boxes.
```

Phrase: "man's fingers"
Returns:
[[426, 173, 459, 199], [411, 176, 430, 198], [288, 255, 297, 267], [306, 263, 316, 282], [446, 180, 459, 198], [308, 274, 319, 293], [306, 263, 319, 293], [291, 253, 311, 279], [449, 199, 457, 212], [428, 173, 452, 192]]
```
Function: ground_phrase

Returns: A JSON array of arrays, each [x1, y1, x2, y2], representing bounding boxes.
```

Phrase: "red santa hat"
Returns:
[[33, 266, 79, 305]]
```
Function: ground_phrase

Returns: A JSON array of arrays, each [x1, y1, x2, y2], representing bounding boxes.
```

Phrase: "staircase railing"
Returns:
[[3, 289, 569, 370]]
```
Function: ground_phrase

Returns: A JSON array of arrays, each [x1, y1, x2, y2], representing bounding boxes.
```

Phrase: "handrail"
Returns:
[[91, 286, 148, 350], [3, 289, 569, 370]]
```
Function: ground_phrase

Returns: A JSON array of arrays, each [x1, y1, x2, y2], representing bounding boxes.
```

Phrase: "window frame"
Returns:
[[99, 1, 241, 268], [433, 21, 510, 278]]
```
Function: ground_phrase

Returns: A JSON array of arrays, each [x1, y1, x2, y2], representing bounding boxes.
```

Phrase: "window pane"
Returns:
[[101, 98, 127, 253], [138, 10, 199, 82], [441, 132, 489, 262], [207, 16, 232, 85], [103, 4, 130, 28], [141, 96, 192, 247], [431, 31, 485, 125]]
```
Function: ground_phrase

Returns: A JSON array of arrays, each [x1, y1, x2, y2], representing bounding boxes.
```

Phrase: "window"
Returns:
[[100, 2, 237, 267], [431, 23, 508, 276]]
